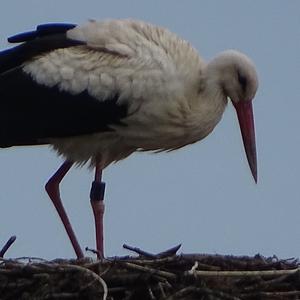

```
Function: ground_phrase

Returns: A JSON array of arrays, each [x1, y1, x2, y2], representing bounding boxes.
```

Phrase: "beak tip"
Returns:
[[253, 174, 258, 184], [251, 165, 258, 184]]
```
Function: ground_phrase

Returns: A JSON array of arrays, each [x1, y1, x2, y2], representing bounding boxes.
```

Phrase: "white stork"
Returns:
[[0, 19, 258, 259]]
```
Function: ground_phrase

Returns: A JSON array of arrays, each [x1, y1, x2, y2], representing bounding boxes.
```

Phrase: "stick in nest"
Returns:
[[0, 236, 16, 258], [123, 243, 181, 258]]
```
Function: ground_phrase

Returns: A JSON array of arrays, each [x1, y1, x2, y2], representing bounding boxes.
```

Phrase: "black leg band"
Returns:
[[90, 181, 106, 202]]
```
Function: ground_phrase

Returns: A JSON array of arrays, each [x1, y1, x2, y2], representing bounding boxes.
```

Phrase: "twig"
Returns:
[[166, 286, 242, 300], [1, 256, 48, 263], [189, 261, 199, 272], [0, 236, 16, 257], [121, 262, 177, 280], [52, 264, 108, 300], [123, 244, 156, 258], [122, 244, 181, 258], [186, 268, 300, 277], [85, 246, 100, 256], [44, 292, 80, 299], [156, 244, 181, 258], [103, 255, 179, 266], [158, 282, 167, 298], [242, 290, 300, 298], [243, 272, 296, 291], [148, 286, 156, 300]]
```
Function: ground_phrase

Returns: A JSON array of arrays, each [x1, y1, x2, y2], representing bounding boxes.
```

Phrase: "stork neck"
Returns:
[[200, 65, 227, 112]]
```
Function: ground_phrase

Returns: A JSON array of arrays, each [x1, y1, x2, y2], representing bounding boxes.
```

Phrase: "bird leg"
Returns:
[[90, 165, 105, 259], [45, 160, 84, 259]]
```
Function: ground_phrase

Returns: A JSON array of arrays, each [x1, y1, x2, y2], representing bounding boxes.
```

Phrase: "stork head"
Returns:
[[207, 50, 259, 182]]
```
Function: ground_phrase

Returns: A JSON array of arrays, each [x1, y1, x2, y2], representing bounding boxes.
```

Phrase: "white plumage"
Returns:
[[21, 20, 257, 168], [0, 19, 259, 258]]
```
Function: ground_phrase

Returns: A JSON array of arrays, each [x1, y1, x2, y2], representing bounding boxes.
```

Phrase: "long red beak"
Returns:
[[233, 100, 257, 183]]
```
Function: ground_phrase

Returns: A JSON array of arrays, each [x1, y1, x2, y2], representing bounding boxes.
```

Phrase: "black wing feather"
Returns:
[[0, 23, 128, 148], [0, 68, 127, 147], [8, 23, 77, 43], [0, 23, 84, 73]]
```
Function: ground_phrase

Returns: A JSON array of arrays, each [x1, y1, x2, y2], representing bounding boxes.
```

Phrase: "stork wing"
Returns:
[[0, 23, 128, 147]]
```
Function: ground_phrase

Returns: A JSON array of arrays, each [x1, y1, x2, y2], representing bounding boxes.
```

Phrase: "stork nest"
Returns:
[[0, 245, 299, 300]]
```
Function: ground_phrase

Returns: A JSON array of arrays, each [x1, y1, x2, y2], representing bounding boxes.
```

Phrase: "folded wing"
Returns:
[[0, 23, 128, 147]]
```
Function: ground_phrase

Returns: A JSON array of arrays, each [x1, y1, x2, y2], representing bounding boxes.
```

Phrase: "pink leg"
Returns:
[[90, 165, 105, 259], [45, 160, 84, 259]]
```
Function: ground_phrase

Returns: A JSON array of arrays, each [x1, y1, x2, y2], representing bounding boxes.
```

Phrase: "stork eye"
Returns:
[[237, 72, 247, 92]]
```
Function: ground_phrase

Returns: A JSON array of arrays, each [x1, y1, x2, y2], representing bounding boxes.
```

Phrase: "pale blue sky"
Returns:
[[0, 1, 299, 259]]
